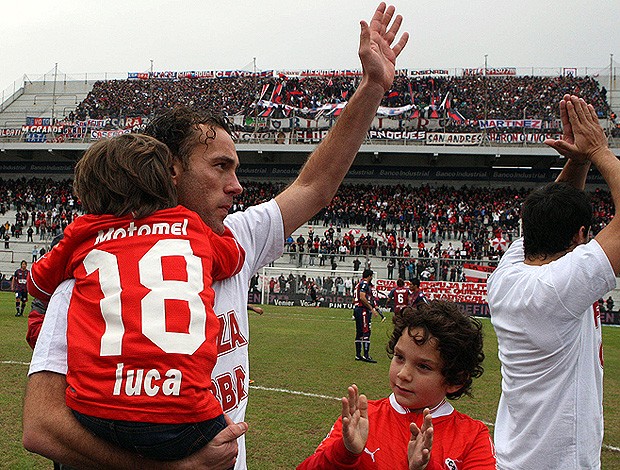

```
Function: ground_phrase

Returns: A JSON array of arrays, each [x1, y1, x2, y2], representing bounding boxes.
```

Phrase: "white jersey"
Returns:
[[29, 199, 284, 470], [487, 237, 615, 470]]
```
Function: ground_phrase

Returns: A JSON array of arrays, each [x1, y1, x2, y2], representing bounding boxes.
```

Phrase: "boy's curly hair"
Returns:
[[387, 301, 484, 400]]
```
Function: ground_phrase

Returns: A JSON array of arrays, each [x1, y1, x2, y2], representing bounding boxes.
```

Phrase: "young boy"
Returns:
[[27, 133, 245, 461], [298, 301, 496, 469]]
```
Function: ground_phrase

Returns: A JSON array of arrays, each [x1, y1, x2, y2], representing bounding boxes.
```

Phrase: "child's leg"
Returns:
[[72, 410, 227, 461]]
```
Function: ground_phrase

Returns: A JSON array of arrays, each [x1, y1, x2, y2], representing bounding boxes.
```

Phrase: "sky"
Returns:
[[1, 0, 618, 95]]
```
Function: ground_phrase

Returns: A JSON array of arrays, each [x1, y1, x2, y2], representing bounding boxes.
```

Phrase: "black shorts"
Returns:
[[15, 291, 28, 302]]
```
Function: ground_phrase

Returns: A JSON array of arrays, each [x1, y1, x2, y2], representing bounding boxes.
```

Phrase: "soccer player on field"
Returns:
[[408, 277, 429, 310], [388, 277, 411, 314], [353, 269, 382, 363], [488, 95, 620, 469], [12, 260, 29, 316], [28, 134, 245, 460], [298, 301, 496, 469]]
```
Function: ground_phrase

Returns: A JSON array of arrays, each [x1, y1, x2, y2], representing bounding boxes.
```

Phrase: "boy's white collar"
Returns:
[[389, 393, 454, 417]]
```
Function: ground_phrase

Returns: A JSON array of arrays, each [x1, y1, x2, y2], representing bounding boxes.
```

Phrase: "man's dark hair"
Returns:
[[362, 269, 373, 279], [144, 106, 232, 170], [387, 301, 484, 400], [522, 182, 592, 259], [396, 278, 405, 287], [73, 134, 177, 219], [410, 278, 420, 287]]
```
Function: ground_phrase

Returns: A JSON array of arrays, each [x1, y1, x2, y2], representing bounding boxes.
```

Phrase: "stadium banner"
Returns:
[[426, 132, 483, 145], [90, 129, 132, 140], [463, 67, 517, 76], [26, 117, 52, 126], [255, 279, 619, 324], [462, 263, 496, 282], [21, 125, 64, 133], [409, 69, 449, 76], [128, 70, 272, 80], [0, 128, 23, 137], [479, 119, 543, 129], [376, 104, 414, 116], [300, 69, 362, 77], [235, 164, 603, 184], [486, 132, 562, 144], [0, 161, 75, 173], [367, 130, 425, 141], [25, 133, 47, 143]]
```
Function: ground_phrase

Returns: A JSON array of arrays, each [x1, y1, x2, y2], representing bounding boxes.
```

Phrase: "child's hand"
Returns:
[[341, 384, 369, 455], [408, 408, 433, 470]]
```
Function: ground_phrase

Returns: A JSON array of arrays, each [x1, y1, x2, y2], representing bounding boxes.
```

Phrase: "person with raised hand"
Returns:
[[489, 94, 620, 469]]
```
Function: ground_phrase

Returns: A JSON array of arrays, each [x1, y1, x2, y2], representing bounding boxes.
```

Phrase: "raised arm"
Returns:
[[559, 95, 620, 273], [545, 94, 592, 190], [276, 2, 409, 238]]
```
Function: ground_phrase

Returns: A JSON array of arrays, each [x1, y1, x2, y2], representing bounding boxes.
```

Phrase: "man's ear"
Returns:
[[170, 161, 182, 186], [572, 226, 588, 245]]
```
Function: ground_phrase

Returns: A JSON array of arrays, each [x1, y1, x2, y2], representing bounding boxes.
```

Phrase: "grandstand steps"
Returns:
[[2, 209, 620, 310], [0, 80, 95, 127]]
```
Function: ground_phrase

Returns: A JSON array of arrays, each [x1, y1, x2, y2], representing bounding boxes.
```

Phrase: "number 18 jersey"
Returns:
[[28, 206, 245, 423]]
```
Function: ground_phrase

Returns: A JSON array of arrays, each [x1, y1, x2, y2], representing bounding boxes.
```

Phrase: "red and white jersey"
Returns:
[[28, 206, 245, 423], [298, 395, 496, 470], [389, 287, 410, 314]]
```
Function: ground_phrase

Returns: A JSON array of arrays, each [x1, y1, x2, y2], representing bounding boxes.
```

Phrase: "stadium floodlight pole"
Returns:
[[253, 57, 259, 134], [483, 55, 489, 146], [522, 106, 527, 147], [610, 54, 614, 123], [51, 63, 58, 124]]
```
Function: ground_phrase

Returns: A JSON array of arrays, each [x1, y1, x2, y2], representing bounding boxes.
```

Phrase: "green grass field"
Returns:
[[1, 291, 619, 469]]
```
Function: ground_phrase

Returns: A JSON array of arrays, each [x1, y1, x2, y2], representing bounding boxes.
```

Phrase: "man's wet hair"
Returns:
[[522, 182, 592, 259], [144, 106, 232, 170]]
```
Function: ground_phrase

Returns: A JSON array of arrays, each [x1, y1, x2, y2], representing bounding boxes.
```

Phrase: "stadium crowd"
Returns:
[[69, 74, 611, 129], [1, 178, 614, 278]]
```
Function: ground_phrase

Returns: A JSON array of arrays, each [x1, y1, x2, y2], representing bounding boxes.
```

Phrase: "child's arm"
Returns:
[[296, 384, 368, 470], [408, 408, 433, 470], [208, 226, 246, 281]]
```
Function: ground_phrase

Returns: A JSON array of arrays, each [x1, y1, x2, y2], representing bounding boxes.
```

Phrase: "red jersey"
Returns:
[[28, 206, 245, 423], [389, 286, 410, 314], [298, 396, 496, 470]]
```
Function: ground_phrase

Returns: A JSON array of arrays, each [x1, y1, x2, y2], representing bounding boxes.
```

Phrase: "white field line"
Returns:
[[3, 360, 618, 453], [249, 384, 620, 453]]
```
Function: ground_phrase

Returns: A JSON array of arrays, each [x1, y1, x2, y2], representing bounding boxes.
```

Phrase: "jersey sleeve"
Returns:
[[207, 226, 246, 281], [224, 199, 285, 275], [296, 419, 363, 470]]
